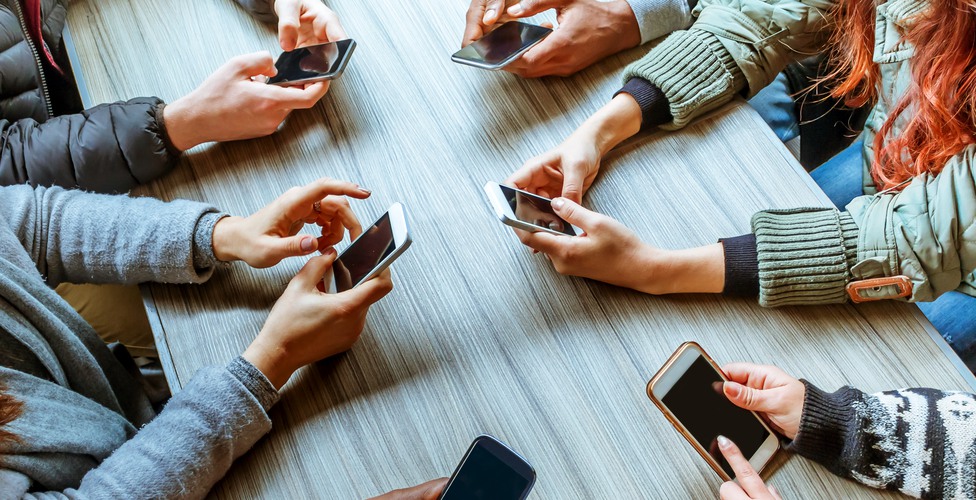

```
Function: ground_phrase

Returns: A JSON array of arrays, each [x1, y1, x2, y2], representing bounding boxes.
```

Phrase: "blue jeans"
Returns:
[[750, 80, 976, 369]]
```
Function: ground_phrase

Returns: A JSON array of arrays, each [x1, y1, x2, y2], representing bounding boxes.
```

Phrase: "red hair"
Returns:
[[823, 0, 976, 190], [0, 386, 21, 447]]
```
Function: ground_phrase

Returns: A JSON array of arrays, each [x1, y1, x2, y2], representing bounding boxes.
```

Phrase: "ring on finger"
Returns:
[[312, 201, 322, 213]]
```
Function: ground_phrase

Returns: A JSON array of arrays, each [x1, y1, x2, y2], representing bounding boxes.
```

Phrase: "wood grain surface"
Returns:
[[67, 0, 971, 498]]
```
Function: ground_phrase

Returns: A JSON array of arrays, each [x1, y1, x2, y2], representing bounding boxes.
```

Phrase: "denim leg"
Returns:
[[748, 72, 800, 143], [917, 291, 976, 371], [810, 141, 865, 209]]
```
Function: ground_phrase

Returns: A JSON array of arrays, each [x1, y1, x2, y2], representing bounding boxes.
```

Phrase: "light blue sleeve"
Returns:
[[626, 0, 693, 44]]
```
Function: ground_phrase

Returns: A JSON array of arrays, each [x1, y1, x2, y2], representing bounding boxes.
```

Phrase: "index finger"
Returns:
[[463, 0, 489, 45], [718, 436, 768, 496], [722, 362, 772, 388], [262, 82, 329, 109], [515, 227, 568, 255], [318, 196, 364, 240], [285, 178, 371, 216]]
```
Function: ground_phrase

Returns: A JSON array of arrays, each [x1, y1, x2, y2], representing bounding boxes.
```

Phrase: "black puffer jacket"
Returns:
[[0, 0, 276, 193]]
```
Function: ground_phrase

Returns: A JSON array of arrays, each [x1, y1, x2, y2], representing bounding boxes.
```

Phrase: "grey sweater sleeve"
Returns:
[[0, 99, 180, 194], [0, 185, 225, 286], [24, 357, 280, 500], [786, 381, 976, 499]]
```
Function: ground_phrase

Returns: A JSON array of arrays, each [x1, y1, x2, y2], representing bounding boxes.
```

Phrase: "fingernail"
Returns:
[[552, 197, 565, 210], [507, 4, 522, 14], [300, 236, 314, 252], [323, 247, 337, 257], [725, 382, 741, 398], [357, 185, 372, 195], [717, 435, 732, 449], [482, 9, 495, 22]]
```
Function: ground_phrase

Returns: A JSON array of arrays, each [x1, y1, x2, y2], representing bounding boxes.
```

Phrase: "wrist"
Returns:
[[585, 94, 642, 155], [212, 216, 246, 262], [243, 336, 295, 390], [608, 0, 641, 52], [163, 96, 205, 151], [644, 243, 726, 294]]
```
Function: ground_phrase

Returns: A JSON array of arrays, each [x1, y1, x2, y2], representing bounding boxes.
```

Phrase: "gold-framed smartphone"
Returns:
[[646, 342, 780, 481]]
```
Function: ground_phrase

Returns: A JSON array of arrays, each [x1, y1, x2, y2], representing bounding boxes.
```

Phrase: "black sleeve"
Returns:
[[0, 97, 180, 194], [614, 78, 673, 130], [718, 233, 759, 297], [233, 0, 278, 24]]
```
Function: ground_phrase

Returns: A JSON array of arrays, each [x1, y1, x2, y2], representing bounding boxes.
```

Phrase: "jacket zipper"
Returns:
[[13, 1, 54, 118]]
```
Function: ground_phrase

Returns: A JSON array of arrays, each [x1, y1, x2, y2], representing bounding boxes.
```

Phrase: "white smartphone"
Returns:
[[268, 39, 356, 87], [483, 181, 579, 236], [326, 203, 411, 293], [646, 342, 780, 481], [451, 21, 552, 70]]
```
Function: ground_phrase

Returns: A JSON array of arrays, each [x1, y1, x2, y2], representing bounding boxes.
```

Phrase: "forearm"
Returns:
[[575, 94, 643, 156], [635, 242, 725, 294], [66, 358, 279, 499]]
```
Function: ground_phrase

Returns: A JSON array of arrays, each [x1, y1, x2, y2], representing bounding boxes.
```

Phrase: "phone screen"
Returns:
[[499, 185, 575, 235], [333, 212, 396, 292], [441, 439, 533, 500], [662, 357, 771, 478], [268, 39, 354, 85], [453, 22, 551, 66]]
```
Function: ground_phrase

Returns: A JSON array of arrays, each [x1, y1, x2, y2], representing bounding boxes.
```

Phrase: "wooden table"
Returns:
[[68, 1, 974, 498]]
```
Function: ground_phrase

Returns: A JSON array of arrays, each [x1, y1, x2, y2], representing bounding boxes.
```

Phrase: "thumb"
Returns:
[[342, 270, 394, 305], [724, 381, 774, 413], [276, 0, 301, 51], [293, 249, 337, 288], [270, 233, 319, 261], [230, 51, 276, 77], [508, 0, 564, 17], [560, 167, 585, 204], [550, 197, 600, 231]]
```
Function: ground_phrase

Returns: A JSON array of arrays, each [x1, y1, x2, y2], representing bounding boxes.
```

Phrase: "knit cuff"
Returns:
[[192, 212, 229, 271], [719, 233, 759, 297], [615, 78, 674, 130], [752, 209, 859, 307], [152, 102, 184, 158], [228, 356, 280, 412], [622, 29, 746, 129], [785, 381, 859, 471]]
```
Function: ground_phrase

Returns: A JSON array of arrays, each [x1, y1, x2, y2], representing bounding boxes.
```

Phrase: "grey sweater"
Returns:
[[0, 185, 280, 498]]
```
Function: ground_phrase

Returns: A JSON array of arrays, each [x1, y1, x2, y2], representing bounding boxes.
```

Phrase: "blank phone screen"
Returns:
[[441, 443, 531, 500], [661, 357, 771, 478], [333, 213, 395, 292], [453, 22, 551, 66], [268, 39, 353, 85], [499, 185, 575, 235]]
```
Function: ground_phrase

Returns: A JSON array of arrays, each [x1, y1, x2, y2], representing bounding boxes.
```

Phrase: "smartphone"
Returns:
[[440, 435, 536, 500], [326, 203, 411, 293], [268, 39, 356, 86], [451, 21, 552, 70], [646, 342, 780, 481], [483, 182, 579, 236]]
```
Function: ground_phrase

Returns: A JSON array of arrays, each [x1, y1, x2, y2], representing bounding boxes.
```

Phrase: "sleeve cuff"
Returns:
[[152, 102, 183, 159], [719, 233, 759, 297], [228, 356, 280, 412], [752, 209, 859, 307], [623, 29, 746, 129], [625, 0, 693, 44], [785, 381, 860, 471], [615, 78, 674, 130], [192, 212, 229, 272]]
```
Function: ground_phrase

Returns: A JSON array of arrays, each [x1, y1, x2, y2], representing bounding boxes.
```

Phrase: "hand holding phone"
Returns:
[[484, 182, 579, 236], [452, 22, 552, 70], [326, 203, 412, 293], [268, 39, 357, 86], [440, 436, 535, 500], [647, 342, 780, 481]]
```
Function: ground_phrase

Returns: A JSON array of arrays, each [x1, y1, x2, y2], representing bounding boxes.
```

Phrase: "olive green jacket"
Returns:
[[624, 0, 976, 306]]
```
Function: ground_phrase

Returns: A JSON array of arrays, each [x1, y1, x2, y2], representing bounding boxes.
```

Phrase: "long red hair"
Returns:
[[0, 386, 21, 447], [823, 0, 976, 190]]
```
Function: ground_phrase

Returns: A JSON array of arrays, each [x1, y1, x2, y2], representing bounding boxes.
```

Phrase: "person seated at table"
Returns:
[[711, 362, 976, 499], [505, 0, 976, 366], [461, 0, 692, 78], [3, 0, 349, 366], [0, 178, 440, 498]]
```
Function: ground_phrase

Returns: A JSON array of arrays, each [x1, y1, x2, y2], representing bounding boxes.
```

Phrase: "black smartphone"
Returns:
[[268, 39, 356, 86], [439, 435, 536, 500], [451, 22, 551, 70]]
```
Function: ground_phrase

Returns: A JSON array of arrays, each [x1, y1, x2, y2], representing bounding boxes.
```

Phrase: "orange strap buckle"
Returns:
[[846, 276, 912, 303]]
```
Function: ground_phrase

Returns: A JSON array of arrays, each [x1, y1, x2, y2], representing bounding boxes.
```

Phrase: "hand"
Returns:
[[274, 0, 347, 51], [515, 198, 725, 294], [462, 0, 640, 78], [367, 478, 449, 500], [722, 363, 806, 440], [717, 436, 784, 500], [508, 94, 642, 203], [212, 178, 371, 268], [242, 251, 394, 389], [163, 52, 330, 150]]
